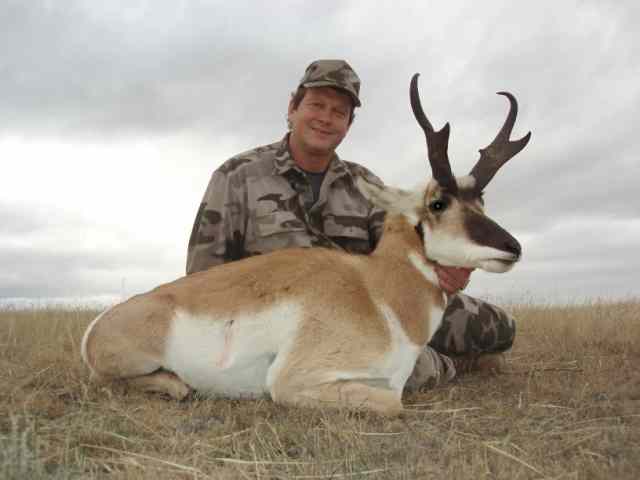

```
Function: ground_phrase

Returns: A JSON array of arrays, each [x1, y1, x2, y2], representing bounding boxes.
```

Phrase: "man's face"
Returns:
[[287, 87, 352, 160]]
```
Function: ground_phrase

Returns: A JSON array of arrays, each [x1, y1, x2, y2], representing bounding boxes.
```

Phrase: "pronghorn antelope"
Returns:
[[81, 74, 531, 415]]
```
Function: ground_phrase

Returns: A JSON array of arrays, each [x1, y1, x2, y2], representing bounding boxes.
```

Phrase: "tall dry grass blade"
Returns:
[[287, 468, 400, 479], [194, 427, 252, 445], [81, 444, 204, 475], [550, 432, 601, 457], [213, 457, 341, 466], [403, 406, 482, 414], [484, 443, 545, 476], [531, 403, 573, 410], [355, 431, 406, 436]]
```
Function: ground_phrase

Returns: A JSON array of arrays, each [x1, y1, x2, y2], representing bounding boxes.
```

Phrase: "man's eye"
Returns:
[[429, 200, 446, 212]]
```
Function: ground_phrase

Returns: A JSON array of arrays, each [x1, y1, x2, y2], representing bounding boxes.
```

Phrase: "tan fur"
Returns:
[[367, 216, 445, 345], [83, 82, 528, 414], [275, 380, 403, 414], [83, 213, 443, 414], [423, 181, 471, 237], [85, 293, 173, 380], [127, 370, 191, 400], [83, 182, 518, 415]]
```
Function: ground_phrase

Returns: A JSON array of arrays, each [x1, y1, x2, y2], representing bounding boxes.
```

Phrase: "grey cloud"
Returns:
[[470, 217, 640, 302], [1, 1, 639, 302], [0, 200, 179, 298], [0, 233, 179, 298], [0, 203, 49, 235], [0, 1, 346, 139]]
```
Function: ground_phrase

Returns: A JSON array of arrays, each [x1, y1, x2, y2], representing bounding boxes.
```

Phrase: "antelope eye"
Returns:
[[429, 200, 446, 212]]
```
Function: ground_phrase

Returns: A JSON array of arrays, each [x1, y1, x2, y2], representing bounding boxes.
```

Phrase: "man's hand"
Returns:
[[434, 265, 474, 295]]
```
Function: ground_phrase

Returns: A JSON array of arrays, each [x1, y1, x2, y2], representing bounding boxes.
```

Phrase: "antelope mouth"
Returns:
[[496, 258, 517, 266], [495, 253, 520, 264], [479, 256, 519, 273]]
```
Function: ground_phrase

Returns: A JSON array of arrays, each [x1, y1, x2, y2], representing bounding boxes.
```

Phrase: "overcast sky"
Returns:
[[1, 0, 639, 307]]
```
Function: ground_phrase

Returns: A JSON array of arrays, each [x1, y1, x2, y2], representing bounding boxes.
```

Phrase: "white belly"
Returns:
[[164, 303, 301, 398]]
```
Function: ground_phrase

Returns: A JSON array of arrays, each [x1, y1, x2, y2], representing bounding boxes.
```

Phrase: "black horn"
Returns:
[[469, 92, 531, 192], [410, 74, 458, 193]]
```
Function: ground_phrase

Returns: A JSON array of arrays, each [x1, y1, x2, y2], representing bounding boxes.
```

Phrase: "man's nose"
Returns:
[[316, 107, 332, 124]]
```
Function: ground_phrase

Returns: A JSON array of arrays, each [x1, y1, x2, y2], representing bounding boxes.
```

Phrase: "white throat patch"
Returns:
[[408, 252, 439, 286]]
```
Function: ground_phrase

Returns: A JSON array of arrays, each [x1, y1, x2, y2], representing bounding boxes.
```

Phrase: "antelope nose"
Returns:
[[505, 238, 522, 259]]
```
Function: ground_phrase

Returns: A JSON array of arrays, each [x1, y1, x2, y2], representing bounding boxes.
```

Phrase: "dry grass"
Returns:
[[1, 300, 639, 479]]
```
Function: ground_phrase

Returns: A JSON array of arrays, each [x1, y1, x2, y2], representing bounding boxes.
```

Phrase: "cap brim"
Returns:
[[301, 80, 361, 107]]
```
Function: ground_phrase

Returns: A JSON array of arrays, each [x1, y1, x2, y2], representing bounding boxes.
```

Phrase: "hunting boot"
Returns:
[[450, 352, 506, 376]]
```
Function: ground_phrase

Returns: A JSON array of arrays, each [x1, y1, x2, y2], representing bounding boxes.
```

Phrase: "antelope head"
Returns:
[[360, 73, 531, 273]]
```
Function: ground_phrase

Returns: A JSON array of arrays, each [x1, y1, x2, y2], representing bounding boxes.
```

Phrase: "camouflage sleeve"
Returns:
[[369, 202, 386, 248], [186, 168, 247, 274]]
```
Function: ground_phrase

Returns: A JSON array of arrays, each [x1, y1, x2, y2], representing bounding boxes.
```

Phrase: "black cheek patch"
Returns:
[[414, 222, 424, 242]]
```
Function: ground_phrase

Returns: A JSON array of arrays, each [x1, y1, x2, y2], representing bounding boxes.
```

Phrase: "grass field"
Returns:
[[1, 300, 639, 479]]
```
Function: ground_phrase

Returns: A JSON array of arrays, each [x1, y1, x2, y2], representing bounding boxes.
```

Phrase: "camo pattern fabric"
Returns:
[[186, 134, 386, 274], [404, 293, 516, 392], [404, 345, 456, 392], [186, 135, 517, 392], [299, 59, 362, 106], [429, 293, 516, 355]]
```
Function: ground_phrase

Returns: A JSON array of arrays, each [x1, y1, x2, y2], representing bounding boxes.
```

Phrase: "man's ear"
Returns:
[[288, 95, 297, 115]]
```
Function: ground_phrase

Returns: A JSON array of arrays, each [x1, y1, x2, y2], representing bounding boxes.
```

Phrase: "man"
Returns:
[[186, 59, 515, 391]]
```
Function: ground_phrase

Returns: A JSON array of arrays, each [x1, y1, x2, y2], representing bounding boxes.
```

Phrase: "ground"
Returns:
[[1, 300, 639, 479]]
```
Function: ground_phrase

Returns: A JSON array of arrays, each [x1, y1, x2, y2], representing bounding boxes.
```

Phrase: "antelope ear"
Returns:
[[356, 177, 423, 224]]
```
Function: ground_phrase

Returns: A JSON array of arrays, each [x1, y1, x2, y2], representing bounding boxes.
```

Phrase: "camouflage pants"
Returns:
[[404, 293, 516, 392]]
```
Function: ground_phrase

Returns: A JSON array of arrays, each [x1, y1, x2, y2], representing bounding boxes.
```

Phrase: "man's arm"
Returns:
[[368, 204, 387, 249], [346, 162, 387, 250], [186, 169, 247, 275]]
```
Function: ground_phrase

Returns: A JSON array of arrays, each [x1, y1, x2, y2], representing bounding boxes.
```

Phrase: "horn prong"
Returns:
[[469, 92, 531, 191]]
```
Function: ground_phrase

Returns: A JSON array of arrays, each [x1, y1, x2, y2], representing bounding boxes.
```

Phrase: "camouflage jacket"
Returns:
[[186, 135, 387, 274]]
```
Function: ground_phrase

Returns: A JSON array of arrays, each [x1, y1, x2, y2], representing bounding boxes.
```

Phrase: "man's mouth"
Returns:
[[311, 126, 333, 136]]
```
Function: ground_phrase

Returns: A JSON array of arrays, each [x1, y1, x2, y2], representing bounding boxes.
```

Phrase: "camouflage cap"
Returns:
[[298, 59, 362, 107]]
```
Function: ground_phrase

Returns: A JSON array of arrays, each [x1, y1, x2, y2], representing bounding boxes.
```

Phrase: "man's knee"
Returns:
[[429, 293, 516, 355]]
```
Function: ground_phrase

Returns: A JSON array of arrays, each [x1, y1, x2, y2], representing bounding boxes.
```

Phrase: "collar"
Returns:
[[273, 134, 350, 181]]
